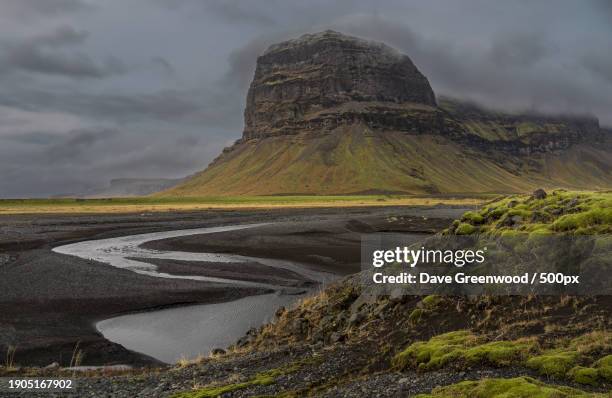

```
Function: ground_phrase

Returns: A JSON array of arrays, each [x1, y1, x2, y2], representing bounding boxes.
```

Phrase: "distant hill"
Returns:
[[79, 178, 183, 198], [162, 31, 612, 196]]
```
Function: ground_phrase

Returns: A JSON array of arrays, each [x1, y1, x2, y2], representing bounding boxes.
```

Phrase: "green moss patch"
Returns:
[[552, 207, 612, 233], [415, 376, 603, 398], [409, 308, 426, 324], [568, 366, 600, 386], [526, 350, 580, 378], [561, 354, 612, 386], [456, 223, 477, 235], [392, 331, 537, 371], [515, 331, 611, 384], [171, 361, 304, 398], [594, 355, 612, 382], [462, 340, 537, 367], [421, 295, 442, 308], [395, 330, 611, 385], [461, 211, 484, 225], [171, 375, 274, 398], [450, 191, 612, 235]]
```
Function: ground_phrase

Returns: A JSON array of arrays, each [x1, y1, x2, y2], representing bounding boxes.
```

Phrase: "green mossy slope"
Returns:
[[162, 126, 612, 196]]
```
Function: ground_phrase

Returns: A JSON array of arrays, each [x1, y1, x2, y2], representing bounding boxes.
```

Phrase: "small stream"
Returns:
[[52, 224, 336, 363]]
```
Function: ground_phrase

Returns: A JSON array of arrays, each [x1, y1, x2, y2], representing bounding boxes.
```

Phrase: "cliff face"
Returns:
[[243, 30, 436, 139], [162, 31, 612, 196]]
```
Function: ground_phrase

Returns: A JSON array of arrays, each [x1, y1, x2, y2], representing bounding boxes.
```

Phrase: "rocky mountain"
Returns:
[[164, 30, 612, 196], [243, 30, 436, 140]]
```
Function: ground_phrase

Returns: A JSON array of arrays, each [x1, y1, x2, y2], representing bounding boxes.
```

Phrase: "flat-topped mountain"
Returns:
[[243, 30, 436, 139], [163, 31, 612, 196]]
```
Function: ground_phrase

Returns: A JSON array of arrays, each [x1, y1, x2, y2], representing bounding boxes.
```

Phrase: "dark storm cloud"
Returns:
[[0, 26, 127, 79]]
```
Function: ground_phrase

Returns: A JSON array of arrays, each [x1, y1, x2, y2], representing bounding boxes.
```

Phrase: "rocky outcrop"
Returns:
[[243, 30, 436, 139]]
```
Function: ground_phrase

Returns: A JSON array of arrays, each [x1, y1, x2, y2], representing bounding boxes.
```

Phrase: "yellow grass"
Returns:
[[0, 195, 487, 215]]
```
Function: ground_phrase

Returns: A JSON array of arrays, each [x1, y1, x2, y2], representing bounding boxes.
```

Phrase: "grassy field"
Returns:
[[0, 194, 491, 215]]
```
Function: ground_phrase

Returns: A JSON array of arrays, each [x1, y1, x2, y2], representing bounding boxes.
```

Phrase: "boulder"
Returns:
[[532, 188, 547, 200], [210, 348, 226, 356]]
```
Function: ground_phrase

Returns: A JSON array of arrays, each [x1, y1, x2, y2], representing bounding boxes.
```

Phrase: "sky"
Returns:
[[0, 0, 611, 197]]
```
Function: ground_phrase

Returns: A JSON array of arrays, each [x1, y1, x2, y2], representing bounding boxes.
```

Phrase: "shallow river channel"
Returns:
[[53, 224, 336, 363]]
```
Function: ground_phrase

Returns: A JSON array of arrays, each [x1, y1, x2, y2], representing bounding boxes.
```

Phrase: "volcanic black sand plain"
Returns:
[[0, 205, 468, 368]]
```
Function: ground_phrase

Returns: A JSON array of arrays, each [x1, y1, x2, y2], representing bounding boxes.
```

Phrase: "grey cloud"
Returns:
[[45, 128, 119, 159], [1, 0, 93, 20], [27, 25, 89, 47], [329, 14, 612, 125], [2, 131, 59, 145], [0, 26, 127, 79], [487, 32, 557, 68], [593, 0, 612, 21], [582, 52, 612, 84], [0, 126, 227, 197], [224, 36, 276, 91], [153, 0, 277, 25], [0, 89, 201, 123], [205, 0, 278, 26], [151, 56, 175, 76], [4, 48, 126, 79]]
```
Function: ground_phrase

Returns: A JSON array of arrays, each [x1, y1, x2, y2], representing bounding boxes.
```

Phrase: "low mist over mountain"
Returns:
[[164, 31, 612, 196]]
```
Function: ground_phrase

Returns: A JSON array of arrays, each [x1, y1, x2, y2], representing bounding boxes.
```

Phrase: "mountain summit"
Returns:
[[243, 30, 436, 139], [164, 31, 612, 196]]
